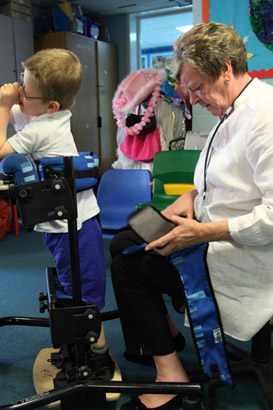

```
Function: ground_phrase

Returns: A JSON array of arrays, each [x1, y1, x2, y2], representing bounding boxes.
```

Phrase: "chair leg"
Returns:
[[226, 322, 273, 410]]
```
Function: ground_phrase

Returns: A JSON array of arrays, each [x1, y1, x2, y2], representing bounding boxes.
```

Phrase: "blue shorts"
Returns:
[[43, 217, 106, 310]]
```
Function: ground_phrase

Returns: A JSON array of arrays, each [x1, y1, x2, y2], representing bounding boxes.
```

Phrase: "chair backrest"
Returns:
[[152, 150, 201, 184], [146, 150, 201, 211], [97, 169, 152, 235]]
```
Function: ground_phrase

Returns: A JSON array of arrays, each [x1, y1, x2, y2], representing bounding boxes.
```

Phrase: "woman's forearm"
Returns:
[[200, 219, 231, 242]]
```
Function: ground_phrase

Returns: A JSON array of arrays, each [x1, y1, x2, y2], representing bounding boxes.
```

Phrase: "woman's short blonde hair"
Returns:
[[22, 48, 82, 109], [172, 22, 248, 82]]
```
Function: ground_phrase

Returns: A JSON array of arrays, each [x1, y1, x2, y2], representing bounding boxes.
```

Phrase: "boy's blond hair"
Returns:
[[22, 48, 82, 109]]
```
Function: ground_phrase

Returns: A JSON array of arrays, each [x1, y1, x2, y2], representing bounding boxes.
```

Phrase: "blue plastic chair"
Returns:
[[96, 169, 152, 239]]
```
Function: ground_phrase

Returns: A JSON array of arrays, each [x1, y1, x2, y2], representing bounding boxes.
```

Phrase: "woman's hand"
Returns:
[[145, 216, 231, 256], [145, 215, 204, 255], [162, 189, 197, 220]]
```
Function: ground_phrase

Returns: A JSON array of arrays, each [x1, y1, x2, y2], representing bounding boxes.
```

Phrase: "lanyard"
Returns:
[[203, 79, 253, 202]]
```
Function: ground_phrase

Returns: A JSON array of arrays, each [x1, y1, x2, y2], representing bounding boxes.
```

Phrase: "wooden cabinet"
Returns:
[[96, 40, 119, 172], [35, 31, 118, 172]]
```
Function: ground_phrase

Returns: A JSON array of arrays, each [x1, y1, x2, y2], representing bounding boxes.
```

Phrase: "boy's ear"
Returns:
[[47, 101, 61, 114]]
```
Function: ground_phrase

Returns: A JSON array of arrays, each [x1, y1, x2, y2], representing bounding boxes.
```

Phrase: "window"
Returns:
[[140, 9, 193, 70]]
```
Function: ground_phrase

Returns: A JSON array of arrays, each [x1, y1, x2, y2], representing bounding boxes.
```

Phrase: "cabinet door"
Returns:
[[13, 19, 34, 80], [0, 15, 16, 83], [96, 40, 118, 172], [66, 33, 99, 155]]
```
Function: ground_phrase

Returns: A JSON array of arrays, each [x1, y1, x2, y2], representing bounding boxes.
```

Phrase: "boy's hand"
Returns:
[[0, 82, 20, 155], [0, 82, 20, 108]]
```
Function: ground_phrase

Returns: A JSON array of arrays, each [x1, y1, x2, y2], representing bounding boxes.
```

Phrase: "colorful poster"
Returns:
[[202, 0, 273, 78]]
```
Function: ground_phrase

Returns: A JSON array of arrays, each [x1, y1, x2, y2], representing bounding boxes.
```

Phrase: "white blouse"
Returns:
[[193, 78, 273, 340]]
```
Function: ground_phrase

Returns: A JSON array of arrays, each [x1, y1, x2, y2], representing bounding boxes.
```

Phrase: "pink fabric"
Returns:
[[120, 127, 161, 162], [112, 69, 166, 136], [121, 71, 147, 102]]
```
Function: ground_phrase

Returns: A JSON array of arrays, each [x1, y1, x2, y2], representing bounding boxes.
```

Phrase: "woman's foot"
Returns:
[[122, 352, 189, 409], [121, 394, 184, 409]]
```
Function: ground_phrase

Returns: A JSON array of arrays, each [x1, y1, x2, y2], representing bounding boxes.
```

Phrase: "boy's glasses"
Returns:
[[20, 72, 50, 101]]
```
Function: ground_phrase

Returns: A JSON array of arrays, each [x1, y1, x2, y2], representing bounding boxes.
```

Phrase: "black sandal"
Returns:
[[121, 395, 184, 410]]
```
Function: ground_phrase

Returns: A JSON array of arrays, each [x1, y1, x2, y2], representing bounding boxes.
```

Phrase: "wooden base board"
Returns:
[[33, 348, 122, 407]]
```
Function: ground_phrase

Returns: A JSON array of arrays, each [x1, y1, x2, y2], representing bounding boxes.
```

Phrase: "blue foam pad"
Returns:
[[0, 154, 39, 185], [37, 152, 99, 191], [0, 152, 99, 191]]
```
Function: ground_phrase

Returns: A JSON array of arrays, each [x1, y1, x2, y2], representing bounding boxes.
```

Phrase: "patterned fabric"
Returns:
[[123, 242, 234, 387], [169, 244, 233, 387]]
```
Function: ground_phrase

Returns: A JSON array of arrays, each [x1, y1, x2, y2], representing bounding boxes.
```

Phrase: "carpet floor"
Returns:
[[0, 230, 271, 409]]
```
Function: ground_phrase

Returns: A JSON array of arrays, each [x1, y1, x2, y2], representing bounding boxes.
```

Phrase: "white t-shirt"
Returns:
[[8, 105, 99, 233], [193, 78, 273, 340]]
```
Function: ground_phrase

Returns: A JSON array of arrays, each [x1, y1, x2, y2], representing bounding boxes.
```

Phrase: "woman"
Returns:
[[111, 22, 273, 410]]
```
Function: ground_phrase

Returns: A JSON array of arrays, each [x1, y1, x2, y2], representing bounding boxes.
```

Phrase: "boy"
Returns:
[[0, 49, 114, 380]]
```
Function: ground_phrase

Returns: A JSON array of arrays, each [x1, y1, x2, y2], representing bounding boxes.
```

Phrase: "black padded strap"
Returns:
[[42, 166, 101, 180]]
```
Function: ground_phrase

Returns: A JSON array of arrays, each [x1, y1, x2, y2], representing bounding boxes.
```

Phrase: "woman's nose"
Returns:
[[189, 90, 200, 105]]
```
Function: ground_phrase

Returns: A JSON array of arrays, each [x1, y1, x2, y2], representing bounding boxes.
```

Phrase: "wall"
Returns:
[[191, 0, 217, 131], [192, 0, 273, 132], [107, 14, 128, 83]]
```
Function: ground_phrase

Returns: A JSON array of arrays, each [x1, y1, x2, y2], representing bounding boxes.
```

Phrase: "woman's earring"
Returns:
[[225, 78, 230, 84]]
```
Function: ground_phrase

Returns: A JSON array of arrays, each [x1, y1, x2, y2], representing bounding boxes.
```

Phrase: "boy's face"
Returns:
[[18, 70, 50, 116]]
